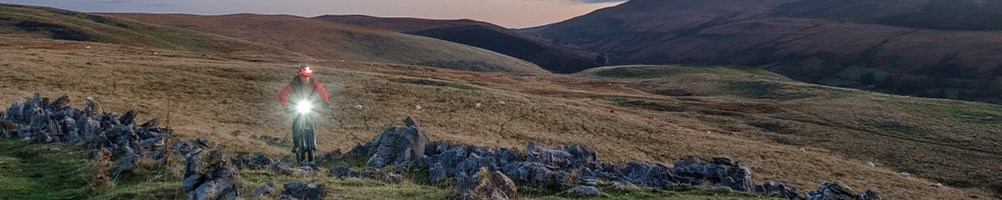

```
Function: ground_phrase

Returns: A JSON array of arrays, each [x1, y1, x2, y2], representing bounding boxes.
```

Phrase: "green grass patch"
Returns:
[[818, 66, 890, 88], [718, 81, 785, 99], [392, 78, 477, 90], [916, 101, 1002, 124], [718, 81, 825, 100], [523, 183, 780, 200], [89, 181, 184, 200], [809, 86, 858, 99], [0, 139, 187, 199], [861, 119, 921, 134], [593, 65, 786, 80], [239, 157, 452, 200], [0, 140, 92, 199]]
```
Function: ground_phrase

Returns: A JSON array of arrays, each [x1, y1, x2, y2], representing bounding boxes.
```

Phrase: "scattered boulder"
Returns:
[[328, 162, 356, 178], [806, 182, 880, 200], [111, 146, 138, 177], [360, 167, 383, 179], [271, 161, 293, 176], [566, 186, 601, 197], [231, 153, 273, 170], [385, 173, 404, 184], [352, 117, 431, 168], [453, 167, 519, 200], [755, 180, 801, 199], [859, 189, 881, 200], [404, 116, 417, 127], [182, 148, 244, 200], [253, 180, 276, 198], [314, 149, 343, 163], [280, 182, 325, 200]]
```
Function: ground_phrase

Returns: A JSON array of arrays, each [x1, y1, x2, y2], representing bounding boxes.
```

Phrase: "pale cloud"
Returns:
[[0, 0, 624, 28], [569, 0, 628, 3]]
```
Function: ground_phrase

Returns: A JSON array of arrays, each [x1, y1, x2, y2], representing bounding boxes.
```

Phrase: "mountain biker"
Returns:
[[277, 64, 330, 164]]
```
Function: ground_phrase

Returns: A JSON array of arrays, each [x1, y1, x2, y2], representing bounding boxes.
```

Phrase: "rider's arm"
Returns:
[[277, 84, 293, 107], [314, 81, 330, 103]]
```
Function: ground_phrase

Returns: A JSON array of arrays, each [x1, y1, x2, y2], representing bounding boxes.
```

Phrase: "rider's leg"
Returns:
[[292, 116, 305, 163], [292, 116, 302, 154]]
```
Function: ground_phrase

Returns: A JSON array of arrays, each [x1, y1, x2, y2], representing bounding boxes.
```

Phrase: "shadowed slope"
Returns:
[[528, 0, 1002, 103]]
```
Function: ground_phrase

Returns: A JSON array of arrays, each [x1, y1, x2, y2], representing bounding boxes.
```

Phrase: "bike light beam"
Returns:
[[295, 100, 313, 114]]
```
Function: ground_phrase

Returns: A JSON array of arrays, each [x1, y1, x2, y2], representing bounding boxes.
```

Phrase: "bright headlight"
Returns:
[[295, 101, 313, 114]]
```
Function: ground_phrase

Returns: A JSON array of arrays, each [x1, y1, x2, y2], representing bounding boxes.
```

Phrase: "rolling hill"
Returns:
[[527, 0, 1002, 103], [315, 15, 603, 73], [103, 13, 549, 75], [0, 3, 304, 60]]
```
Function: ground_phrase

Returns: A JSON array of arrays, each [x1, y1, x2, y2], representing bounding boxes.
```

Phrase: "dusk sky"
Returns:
[[0, 0, 627, 28]]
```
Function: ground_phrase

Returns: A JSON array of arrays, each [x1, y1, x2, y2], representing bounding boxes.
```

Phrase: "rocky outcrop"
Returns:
[[350, 116, 430, 168], [181, 144, 244, 200], [673, 156, 753, 191], [1, 96, 884, 200], [346, 117, 881, 200], [1, 93, 170, 177]]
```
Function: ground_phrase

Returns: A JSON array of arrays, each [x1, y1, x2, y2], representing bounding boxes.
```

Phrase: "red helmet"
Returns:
[[299, 65, 313, 77]]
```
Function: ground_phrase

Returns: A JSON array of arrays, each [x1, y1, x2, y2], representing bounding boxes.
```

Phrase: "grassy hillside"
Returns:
[[0, 36, 997, 198], [528, 0, 1002, 104], [0, 3, 303, 59], [769, 0, 1002, 31], [313, 15, 490, 33], [579, 65, 1002, 196], [316, 15, 602, 73], [103, 13, 548, 75]]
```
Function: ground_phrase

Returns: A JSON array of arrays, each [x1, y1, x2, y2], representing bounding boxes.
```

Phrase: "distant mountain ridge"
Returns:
[[528, 0, 1002, 103], [316, 15, 603, 73]]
